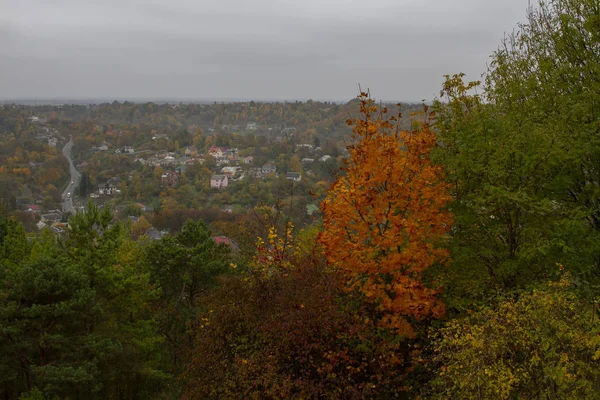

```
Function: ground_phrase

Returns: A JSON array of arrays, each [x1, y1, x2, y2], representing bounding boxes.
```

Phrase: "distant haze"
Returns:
[[2, 0, 530, 103]]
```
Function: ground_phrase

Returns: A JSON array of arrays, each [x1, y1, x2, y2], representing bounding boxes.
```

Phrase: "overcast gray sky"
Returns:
[[1, 0, 530, 102]]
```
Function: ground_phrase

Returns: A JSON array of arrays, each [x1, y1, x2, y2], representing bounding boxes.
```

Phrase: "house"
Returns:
[[319, 155, 332, 162], [161, 171, 179, 186], [262, 163, 277, 175], [210, 174, 229, 189], [29, 116, 40, 123], [184, 146, 198, 157], [47, 209, 63, 216], [147, 157, 160, 166], [27, 204, 41, 213], [152, 134, 168, 140], [41, 212, 62, 224], [92, 144, 109, 152], [123, 146, 135, 154], [222, 206, 233, 213], [51, 226, 66, 234], [286, 172, 302, 182], [246, 122, 257, 131], [208, 146, 226, 159], [223, 150, 239, 162], [248, 168, 263, 178], [98, 182, 117, 196], [47, 137, 58, 147], [301, 158, 314, 164], [145, 228, 165, 240], [36, 221, 47, 230], [186, 157, 205, 165], [221, 166, 238, 177], [243, 156, 254, 164], [161, 155, 176, 165], [90, 193, 100, 198], [296, 144, 314, 151], [211, 236, 239, 251]]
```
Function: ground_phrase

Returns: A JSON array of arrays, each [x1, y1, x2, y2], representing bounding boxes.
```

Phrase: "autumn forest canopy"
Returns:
[[4, 0, 600, 398]]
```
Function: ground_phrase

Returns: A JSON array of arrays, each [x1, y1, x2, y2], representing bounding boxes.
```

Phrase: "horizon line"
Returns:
[[0, 96, 427, 106]]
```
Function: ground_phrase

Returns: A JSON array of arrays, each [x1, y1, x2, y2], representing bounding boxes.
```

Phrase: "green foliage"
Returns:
[[145, 219, 231, 372], [432, 0, 600, 306], [0, 216, 29, 271], [78, 171, 92, 198], [0, 255, 111, 398], [0, 206, 173, 399], [429, 275, 600, 399], [18, 388, 58, 400]]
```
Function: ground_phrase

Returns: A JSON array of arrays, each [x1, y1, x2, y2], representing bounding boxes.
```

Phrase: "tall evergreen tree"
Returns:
[[78, 172, 92, 198]]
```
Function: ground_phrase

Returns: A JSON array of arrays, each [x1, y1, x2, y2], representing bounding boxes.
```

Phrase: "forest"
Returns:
[[3, 0, 600, 398]]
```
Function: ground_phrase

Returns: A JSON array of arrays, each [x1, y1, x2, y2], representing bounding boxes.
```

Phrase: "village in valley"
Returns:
[[0, 100, 394, 244]]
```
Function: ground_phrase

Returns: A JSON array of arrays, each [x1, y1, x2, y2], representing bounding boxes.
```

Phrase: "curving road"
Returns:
[[61, 136, 80, 214]]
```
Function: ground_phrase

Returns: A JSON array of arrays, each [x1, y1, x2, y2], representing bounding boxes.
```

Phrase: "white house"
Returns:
[[262, 163, 277, 175], [98, 182, 117, 195], [210, 174, 229, 189], [286, 172, 302, 182], [93, 144, 109, 152], [296, 144, 314, 151]]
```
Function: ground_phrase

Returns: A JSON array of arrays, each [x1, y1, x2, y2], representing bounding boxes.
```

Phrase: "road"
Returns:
[[61, 136, 80, 214]]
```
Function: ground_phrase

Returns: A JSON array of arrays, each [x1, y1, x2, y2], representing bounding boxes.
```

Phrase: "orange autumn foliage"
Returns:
[[319, 93, 453, 336]]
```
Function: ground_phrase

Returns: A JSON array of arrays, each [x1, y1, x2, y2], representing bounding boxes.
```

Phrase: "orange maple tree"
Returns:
[[319, 92, 453, 336]]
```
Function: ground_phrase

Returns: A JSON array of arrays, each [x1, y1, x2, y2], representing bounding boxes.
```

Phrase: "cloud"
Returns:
[[1, 0, 530, 101]]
